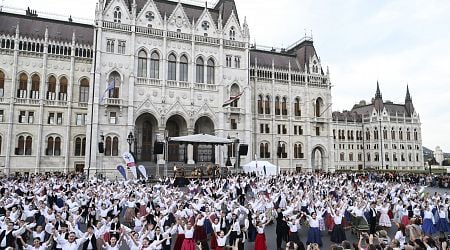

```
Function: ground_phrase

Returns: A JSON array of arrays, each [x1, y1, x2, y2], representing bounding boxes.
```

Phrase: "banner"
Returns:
[[122, 152, 137, 179], [138, 165, 148, 180], [116, 165, 127, 180]]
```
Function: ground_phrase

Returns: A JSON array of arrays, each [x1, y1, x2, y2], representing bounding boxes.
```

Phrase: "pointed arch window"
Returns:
[[137, 50, 147, 77], [46, 137, 54, 155], [275, 96, 281, 115], [207, 58, 215, 84], [265, 96, 271, 114], [315, 98, 323, 117], [16, 136, 25, 155], [79, 78, 89, 103], [294, 97, 301, 116], [230, 84, 240, 107], [150, 51, 160, 79], [47, 76, 57, 100], [229, 26, 236, 40], [257, 95, 263, 114], [179, 55, 188, 82], [59, 76, 68, 101], [196, 57, 204, 83], [108, 72, 120, 98], [168, 54, 177, 81], [0, 70, 4, 97], [293, 143, 303, 158], [260, 142, 270, 159], [105, 136, 119, 156], [281, 97, 287, 116], [17, 73, 28, 98], [74, 136, 86, 156], [113, 7, 122, 23], [25, 136, 32, 155], [30, 74, 40, 99]]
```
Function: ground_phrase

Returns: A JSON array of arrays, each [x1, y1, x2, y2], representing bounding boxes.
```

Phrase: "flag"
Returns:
[[138, 165, 148, 180], [99, 79, 115, 103], [116, 165, 127, 180], [222, 90, 244, 107], [122, 151, 136, 167]]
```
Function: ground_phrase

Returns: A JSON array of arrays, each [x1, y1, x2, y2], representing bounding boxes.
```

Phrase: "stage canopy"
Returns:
[[168, 134, 232, 145], [242, 160, 279, 176]]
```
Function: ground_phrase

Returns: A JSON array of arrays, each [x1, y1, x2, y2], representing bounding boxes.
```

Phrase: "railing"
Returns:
[[166, 80, 177, 87], [45, 100, 67, 106], [14, 98, 40, 105], [102, 21, 132, 32], [166, 80, 190, 89], [78, 102, 88, 108], [104, 98, 124, 106], [223, 39, 246, 49], [195, 83, 217, 91], [194, 35, 220, 45], [167, 31, 191, 41], [136, 77, 162, 86], [135, 26, 164, 37]]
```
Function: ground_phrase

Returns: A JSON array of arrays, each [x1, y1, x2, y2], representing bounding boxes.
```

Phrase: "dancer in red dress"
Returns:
[[254, 220, 271, 250]]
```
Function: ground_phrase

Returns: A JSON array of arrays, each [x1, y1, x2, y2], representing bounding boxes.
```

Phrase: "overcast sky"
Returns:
[[3, 0, 450, 152]]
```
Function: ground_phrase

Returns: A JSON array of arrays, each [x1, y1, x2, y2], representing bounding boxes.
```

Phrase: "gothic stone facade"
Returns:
[[0, 0, 423, 176]]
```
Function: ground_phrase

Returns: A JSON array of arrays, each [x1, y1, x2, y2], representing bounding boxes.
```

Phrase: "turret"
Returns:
[[405, 85, 415, 116], [374, 81, 384, 113]]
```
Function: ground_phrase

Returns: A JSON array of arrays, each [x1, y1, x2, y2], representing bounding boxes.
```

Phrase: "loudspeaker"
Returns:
[[154, 142, 164, 154], [98, 142, 104, 153], [239, 144, 248, 156], [277, 146, 282, 157]]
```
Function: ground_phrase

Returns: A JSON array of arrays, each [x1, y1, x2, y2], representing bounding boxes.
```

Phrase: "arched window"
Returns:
[[46, 137, 54, 155], [391, 128, 396, 140], [105, 136, 112, 156], [0, 70, 4, 97], [399, 128, 403, 140], [17, 73, 28, 98], [383, 128, 388, 140], [366, 129, 370, 140], [294, 97, 301, 116], [257, 95, 263, 114], [275, 96, 280, 115], [281, 97, 287, 115], [265, 96, 271, 114], [340, 152, 345, 161], [30, 74, 40, 99], [75, 136, 86, 156], [108, 72, 120, 98], [179, 55, 188, 82], [293, 143, 303, 158], [0, 135, 2, 155], [150, 51, 160, 79], [230, 84, 240, 107], [406, 129, 411, 140], [105, 136, 119, 156], [374, 128, 379, 140], [47, 76, 57, 100], [229, 26, 236, 40], [54, 137, 61, 156], [25, 136, 32, 155], [112, 137, 119, 156], [260, 142, 270, 159], [167, 53, 176, 81], [349, 153, 354, 161], [137, 50, 147, 77], [315, 98, 323, 117], [279, 142, 287, 158], [16, 136, 25, 155], [59, 76, 68, 101], [113, 7, 122, 23], [414, 129, 418, 141], [196, 57, 204, 83], [207, 58, 215, 84], [79, 78, 89, 103]]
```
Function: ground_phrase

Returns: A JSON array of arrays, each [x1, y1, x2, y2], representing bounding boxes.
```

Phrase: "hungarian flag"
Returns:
[[222, 90, 244, 107]]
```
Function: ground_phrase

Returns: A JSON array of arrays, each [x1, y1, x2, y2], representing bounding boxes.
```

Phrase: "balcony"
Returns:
[[194, 83, 217, 91], [78, 102, 88, 108], [135, 26, 163, 37], [44, 100, 67, 107], [103, 98, 125, 107], [194, 35, 220, 45], [102, 21, 132, 32], [167, 31, 192, 41], [136, 77, 162, 86], [14, 98, 40, 105], [223, 39, 246, 49], [314, 117, 327, 123]]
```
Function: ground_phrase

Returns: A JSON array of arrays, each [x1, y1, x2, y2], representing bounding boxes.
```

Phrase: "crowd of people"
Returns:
[[0, 171, 449, 250]]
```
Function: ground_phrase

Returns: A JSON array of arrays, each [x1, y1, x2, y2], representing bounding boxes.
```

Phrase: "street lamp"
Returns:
[[225, 135, 232, 167]]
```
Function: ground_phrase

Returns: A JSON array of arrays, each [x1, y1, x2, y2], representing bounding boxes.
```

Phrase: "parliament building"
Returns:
[[0, 0, 424, 176]]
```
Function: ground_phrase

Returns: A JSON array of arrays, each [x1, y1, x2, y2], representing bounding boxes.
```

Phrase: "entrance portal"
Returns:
[[311, 146, 325, 172], [135, 113, 158, 162], [166, 115, 188, 162], [194, 116, 215, 163]]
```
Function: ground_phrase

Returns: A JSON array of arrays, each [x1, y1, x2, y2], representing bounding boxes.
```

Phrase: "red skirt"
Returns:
[[181, 238, 195, 250], [210, 233, 218, 249], [325, 213, 335, 231], [174, 234, 185, 250], [254, 233, 267, 250], [401, 215, 410, 225], [194, 225, 207, 241], [216, 247, 223, 250], [388, 209, 394, 219]]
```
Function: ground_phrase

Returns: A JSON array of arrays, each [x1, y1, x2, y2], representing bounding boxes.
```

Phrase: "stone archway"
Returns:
[[311, 146, 326, 172], [135, 113, 158, 161], [166, 115, 188, 162], [194, 116, 215, 162]]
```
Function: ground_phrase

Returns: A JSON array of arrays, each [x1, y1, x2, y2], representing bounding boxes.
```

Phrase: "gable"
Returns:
[[136, 0, 164, 29], [167, 3, 191, 32]]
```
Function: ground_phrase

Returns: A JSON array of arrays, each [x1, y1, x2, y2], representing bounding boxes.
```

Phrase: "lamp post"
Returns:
[[225, 135, 232, 167], [127, 131, 134, 154], [235, 137, 240, 171]]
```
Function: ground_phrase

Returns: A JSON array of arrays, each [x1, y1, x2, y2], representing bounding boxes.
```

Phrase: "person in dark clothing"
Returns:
[[276, 208, 289, 250], [367, 202, 378, 234]]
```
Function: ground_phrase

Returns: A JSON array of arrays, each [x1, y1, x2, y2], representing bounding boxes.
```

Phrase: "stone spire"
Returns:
[[405, 84, 415, 116], [374, 81, 384, 113]]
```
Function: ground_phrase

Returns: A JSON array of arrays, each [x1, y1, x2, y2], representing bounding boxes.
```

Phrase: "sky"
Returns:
[[2, 0, 450, 152]]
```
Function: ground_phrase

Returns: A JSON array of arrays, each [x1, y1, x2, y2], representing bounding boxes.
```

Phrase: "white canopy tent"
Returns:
[[168, 134, 232, 145], [241, 160, 278, 176]]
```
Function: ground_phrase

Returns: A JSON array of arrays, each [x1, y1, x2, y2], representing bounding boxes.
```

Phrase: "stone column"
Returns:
[[187, 144, 194, 165]]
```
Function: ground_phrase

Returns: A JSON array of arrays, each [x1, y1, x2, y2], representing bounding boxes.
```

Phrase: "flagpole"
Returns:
[[87, 28, 99, 178]]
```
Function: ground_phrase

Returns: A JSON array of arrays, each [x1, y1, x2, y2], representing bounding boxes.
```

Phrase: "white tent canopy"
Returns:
[[169, 134, 232, 145], [241, 160, 278, 176]]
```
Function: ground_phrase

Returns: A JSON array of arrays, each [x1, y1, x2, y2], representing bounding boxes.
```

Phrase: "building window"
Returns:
[[28, 112, 34, 124], [76, 114, 87, 125], [59, 77, 68, 101], [260, 142, 270, 159], [79, 78, 89, 103], [315, 98, 323, 117], [16, 135, 32, 155], [278, 142, 287, 158], [109, 112, 117, 124], [48, 112, 55, 124], [108, 72, 120, 98], [230, 119, 237, 129], [30, 74, 40, 99], [196, 57, 204, 83], [207, 58, 215, 84], [118, 41, 126, 54], [257, 95, 263, 114], [47, 75, 57, 100], [226, 55, 232, 67], [150, 52, 160, 79], [18, 111, 26, 123], [56, 113, 63, 125], [167, 54, 177, 81], [137, 50, 147, 77], [293, 143, 303, 158], [414, 129, 418, 141], [17, 73, 28, 98], [229, 26, 236, 40], [340, 152, 345, 161], [0, 110, 3, 122], [234, 56, 240, 68], [406, 129, 411, 140], [281, 97, 287, 116], [113, 7, 122, 23], [265, 96, 271, 114], [294, 97, 301, 116], [105, 136, 119, 156], [399, 129, 403, 140], [275, 96, 280, 115], [74, 137, 86, 156], [349, 153, 354, 161], [106, 39, 115, 53], [179, 55, 188, 82], [46, 136, 61, 156], [0, 70, 4, 97], [316, 127, 320, 136]]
